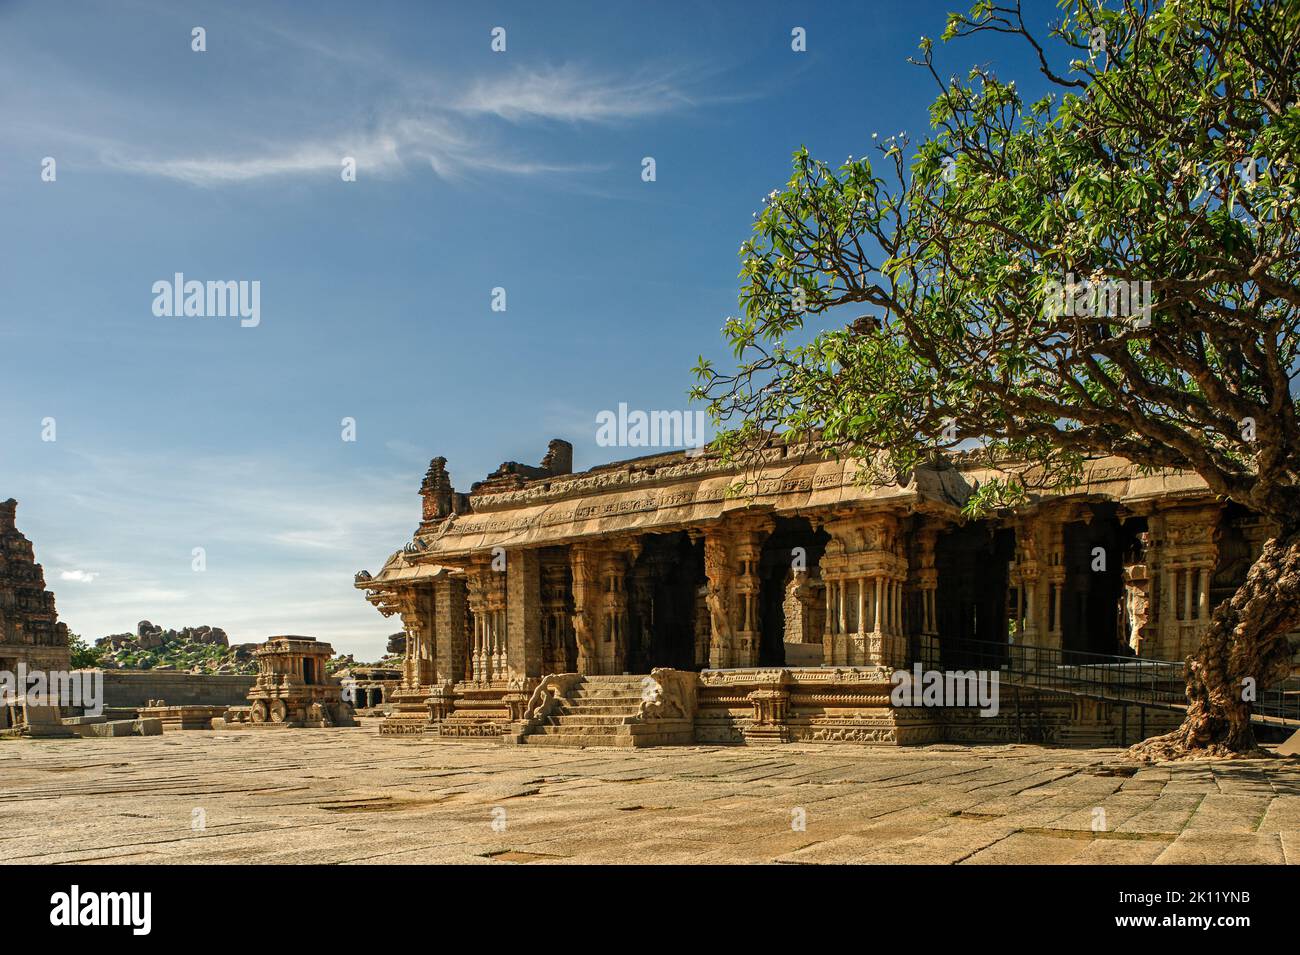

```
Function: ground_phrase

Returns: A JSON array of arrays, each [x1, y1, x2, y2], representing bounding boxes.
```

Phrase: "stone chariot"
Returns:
[[245, 636, 356, 728]]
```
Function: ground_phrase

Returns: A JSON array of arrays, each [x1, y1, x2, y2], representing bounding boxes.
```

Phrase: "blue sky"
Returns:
[[0, 0, 1048, 658]]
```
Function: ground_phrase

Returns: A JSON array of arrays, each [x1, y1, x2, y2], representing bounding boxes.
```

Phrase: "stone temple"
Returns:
[[355, 438, 1297, 747], [0, 499, 70, 675]]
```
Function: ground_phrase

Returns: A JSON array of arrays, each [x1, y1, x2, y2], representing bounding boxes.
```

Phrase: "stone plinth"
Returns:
[[137, 703, 228, 731]]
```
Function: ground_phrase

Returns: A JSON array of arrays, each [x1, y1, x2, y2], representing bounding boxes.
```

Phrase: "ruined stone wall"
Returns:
[[94, 671, 255, 708]]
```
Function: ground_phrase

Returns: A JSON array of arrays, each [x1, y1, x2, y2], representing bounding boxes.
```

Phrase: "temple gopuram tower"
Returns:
[[0, 499, 72, 674]]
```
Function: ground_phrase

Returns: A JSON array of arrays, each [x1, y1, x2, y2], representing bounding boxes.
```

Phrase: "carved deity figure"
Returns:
[[572, 614, 596, 673], [705, 584, 733, 643]]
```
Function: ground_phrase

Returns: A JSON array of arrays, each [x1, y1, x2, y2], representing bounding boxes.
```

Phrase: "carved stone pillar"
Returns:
[[566, 539, 640, 675], [819, 511, 908, 668], [570, 544, 599, 675], [597, 546, 635, 675], [911, 524, 940, 668], [397, 585, 435, 689], [370, 585, 435, 735], [1009, 512, 1067, 669], [703, 518, 771, 669], [1007, 518, 1037, 650], [465, 571, 486, 683], [506, 548, 542, 683], [540, 556, 574, 674], [693, 583, 710, 668], [466, 556, 507, 683], [790, 569, 825, 646], [1045, 520, 1065, 651], [434, 573, 468, 685], [733, 527, 766, 668], [1148, 506, 1220, 660], [704, 529, 737, 669], [1122, 545, 1151, 656]]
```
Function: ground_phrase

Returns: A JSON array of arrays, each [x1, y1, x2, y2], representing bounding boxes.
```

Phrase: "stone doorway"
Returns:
[[540, 547, 578, 675], [935, 522, 1014, 668], [757, 517, 829, 667], [627, 532, 705, 672], [1060, 505, 1145, 659]]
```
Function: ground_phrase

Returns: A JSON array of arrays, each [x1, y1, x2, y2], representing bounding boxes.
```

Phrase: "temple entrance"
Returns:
[[1060, 505, 1144, 658], [758, 517, 829, 666], [540, 547, 578, 675], [627, 532, 705, 672], [935, 522, 1013, 668]]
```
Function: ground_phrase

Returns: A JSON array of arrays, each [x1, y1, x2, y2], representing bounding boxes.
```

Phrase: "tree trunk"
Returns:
[[1128, 526, 1300, 762]]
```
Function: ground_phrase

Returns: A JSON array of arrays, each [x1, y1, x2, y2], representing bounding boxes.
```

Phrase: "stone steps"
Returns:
[[522, 676, 686, 748], [523, 731, 631, 747], [543, 714, 634, 727], [566, 698, 643, 708], [1056, 726, 1119, 747], [558, 701, 642, 714], [523, 723, 695, 748], [581, 675, 645, 683], [570, 688, 643, 698], [530, 727, 626, 743]]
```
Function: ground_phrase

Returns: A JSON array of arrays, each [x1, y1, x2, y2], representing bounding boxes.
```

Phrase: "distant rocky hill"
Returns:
[[325, 634, 406, 674], [94, 620, 260, 674], [92, 621, 405, 674]]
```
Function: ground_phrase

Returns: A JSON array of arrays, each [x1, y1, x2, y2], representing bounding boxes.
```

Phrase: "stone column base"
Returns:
[[379, 686, 436, 736]]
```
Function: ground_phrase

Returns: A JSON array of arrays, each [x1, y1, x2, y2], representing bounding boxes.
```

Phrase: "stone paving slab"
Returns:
[[1, 728, 1297, 864]]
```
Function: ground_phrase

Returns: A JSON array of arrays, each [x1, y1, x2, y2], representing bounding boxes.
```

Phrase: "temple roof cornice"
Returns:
[[353, 441, 1223, 591]]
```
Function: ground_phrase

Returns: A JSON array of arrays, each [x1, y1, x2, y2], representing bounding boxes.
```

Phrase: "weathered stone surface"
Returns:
[[71, 718, 161, 738], [0, 733, 1295, 864], [137, 704, 227, 731], [0, 698, 73, 738]]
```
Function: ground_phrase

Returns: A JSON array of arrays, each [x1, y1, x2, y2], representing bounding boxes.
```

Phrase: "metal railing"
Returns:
[[939, 637, 1300, 728]]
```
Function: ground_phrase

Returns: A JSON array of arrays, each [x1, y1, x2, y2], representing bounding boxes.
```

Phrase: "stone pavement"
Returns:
[[2, 726, 1297, 864]]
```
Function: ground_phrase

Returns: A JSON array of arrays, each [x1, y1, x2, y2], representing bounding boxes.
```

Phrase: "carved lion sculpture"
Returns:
[[638, 668, 694, 721]]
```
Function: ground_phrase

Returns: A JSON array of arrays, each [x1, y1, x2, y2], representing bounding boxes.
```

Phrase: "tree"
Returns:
[[67, 633, 103, 669], [692, 0, 1300, 759]]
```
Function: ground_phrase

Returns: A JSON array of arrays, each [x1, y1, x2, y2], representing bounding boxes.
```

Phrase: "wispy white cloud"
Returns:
[[0, 4, 738, 190], [97, 110, 611, 187], [86, 74, 648, 186], [60, 569, 99, 583], [12, 44, 701, 187], [101, 137, 402, 186], [454, 64, 697, 123]]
